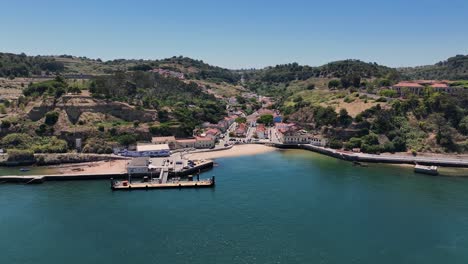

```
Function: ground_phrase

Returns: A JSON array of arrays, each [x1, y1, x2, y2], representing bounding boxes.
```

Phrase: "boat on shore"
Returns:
[[414, 165, 438, 176]]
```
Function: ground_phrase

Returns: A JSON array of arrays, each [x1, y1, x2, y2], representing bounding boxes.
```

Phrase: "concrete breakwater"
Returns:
[[274, 143, 468, 168]]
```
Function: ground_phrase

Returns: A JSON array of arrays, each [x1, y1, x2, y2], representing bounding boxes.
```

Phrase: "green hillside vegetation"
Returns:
[[0, 52, 64, 77], [245, 60, 400, 85], [399, 55, 468, 80], [91, 71, 226, 135]]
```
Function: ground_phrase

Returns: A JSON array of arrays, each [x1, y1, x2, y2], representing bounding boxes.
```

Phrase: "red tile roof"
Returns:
[[430, 83, 449, 88], [196, 136, 213, 141], [393, 82, 424, 88], [176, 138, 196, 143]]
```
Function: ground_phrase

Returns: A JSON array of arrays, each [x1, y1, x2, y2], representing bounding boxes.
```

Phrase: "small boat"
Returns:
[[19, 168, 30, 172], [352, 161, 368, 167], [414, 165, 438, 176]]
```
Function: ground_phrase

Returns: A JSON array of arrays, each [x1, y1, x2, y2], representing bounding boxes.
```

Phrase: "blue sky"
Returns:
[[1, 0, 467, 69]]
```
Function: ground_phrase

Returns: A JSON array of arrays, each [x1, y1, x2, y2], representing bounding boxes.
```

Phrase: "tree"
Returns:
[[392, 136, 406, 152], [329, 139, 343, 149], [257, 114, 274, 126], [459, 116, 468, 135], [306, 83, 315, 90], [338, 108, 352, 127], [1, 133, 33, 149], [45, 111, 59, 126], [1, 120, 11, 129], [7, 149, 35, 162], [340, 76, 352, 89], [235, 117, 247, 124], [117, 134, 137, 147], [328, 80, 340, 89]]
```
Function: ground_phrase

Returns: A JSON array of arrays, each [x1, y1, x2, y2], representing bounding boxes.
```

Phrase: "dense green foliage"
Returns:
[[82, 138, 113, 154], [0, 52, 64, 77], [319, 60, 399, 79], [399, 55, 468, 80], [0, 133, 68, 153], [350, 91, 468, 153], [45, 111, 60, 126], [257, 114, 274, 126], [90, 71, 226, 135], [6, 149, 35, 162], [246, 60, 400, 85], [23, 76, 69, 97]]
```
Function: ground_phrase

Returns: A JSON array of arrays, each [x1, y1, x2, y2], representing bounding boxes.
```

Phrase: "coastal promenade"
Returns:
[[298, 144, 468, 167]]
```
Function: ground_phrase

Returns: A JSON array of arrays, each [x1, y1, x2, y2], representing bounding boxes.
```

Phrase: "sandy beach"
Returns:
[[54, 160, 128, 175], [187, 144, 276, 160]]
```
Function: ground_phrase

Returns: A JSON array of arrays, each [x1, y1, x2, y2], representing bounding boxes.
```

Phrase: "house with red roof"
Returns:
[[391, 80, 461, 96], [392, 82, 425, 95], [205, 128, 221, 140], [195, 136, 215, 149], [256, 124, 266, 139], [235, 123, 247, 137]]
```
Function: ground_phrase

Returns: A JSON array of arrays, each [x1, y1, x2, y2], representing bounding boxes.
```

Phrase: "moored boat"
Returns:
[[414, 165, 438, 176]]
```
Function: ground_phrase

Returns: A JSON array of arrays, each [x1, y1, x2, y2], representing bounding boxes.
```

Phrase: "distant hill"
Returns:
[[317, 60, 399, 79], [2, 52, 468, 83], [399, 55, 468, 80], [0, 52, 64, 77], [244, 60, 400, 84]]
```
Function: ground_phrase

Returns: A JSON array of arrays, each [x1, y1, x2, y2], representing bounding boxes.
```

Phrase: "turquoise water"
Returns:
[[1, 150, 468, 263]]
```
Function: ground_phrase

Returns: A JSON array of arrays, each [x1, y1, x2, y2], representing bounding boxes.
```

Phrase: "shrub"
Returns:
[[1, 133, 33, 149], [7, 149, 35, 162], [82, 138, 113, 154], [379, 89, 397, 98], [45, 111, 59, 126], [98, 125, 105, 132], [117, 134, 137, 147], [1, 120, 11, 129], [361, 144, 381, 154], [0, 104, 6, 114], [329, 139, 343, 149], [32, 137, 68, 153]]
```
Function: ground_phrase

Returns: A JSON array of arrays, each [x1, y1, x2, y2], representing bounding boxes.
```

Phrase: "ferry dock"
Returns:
[[111, 176, 215, 190], [0, 157, 214, 184]]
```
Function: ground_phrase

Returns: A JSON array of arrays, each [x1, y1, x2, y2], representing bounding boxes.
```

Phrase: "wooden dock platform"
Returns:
[[111, 176, 215, 190]]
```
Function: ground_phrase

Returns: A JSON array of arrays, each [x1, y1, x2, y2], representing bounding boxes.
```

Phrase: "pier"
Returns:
[[0, 159, 214, 184], [111, 176, 215, 190], [295, 144, 468, 168]]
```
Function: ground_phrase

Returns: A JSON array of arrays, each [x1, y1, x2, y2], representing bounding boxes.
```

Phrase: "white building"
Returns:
[[195, 137, 215, 149], [176, 139, 196, 149], [127, 157, 150, 174], [152, 136, 176, 149]]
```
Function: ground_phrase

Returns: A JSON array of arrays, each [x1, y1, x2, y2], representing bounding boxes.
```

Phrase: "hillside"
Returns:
[[399, 54, 468, 80], [243, 60, 400, 84], [0, 52, 64, 77]]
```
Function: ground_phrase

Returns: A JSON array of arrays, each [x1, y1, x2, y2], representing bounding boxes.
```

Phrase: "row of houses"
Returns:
[[150, 68, 185, 79], [391, 80, 463, 96], [201, 115, 237, 134], [152, 136, 215, 150]]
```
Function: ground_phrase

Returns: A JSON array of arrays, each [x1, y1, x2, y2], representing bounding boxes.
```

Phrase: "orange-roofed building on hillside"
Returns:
[[205, 128, 221, 140], [256, 124, 266, 139], [391, 80, 461, 96], [235, 123, 247, 137], [392, 82, 425, 95]]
